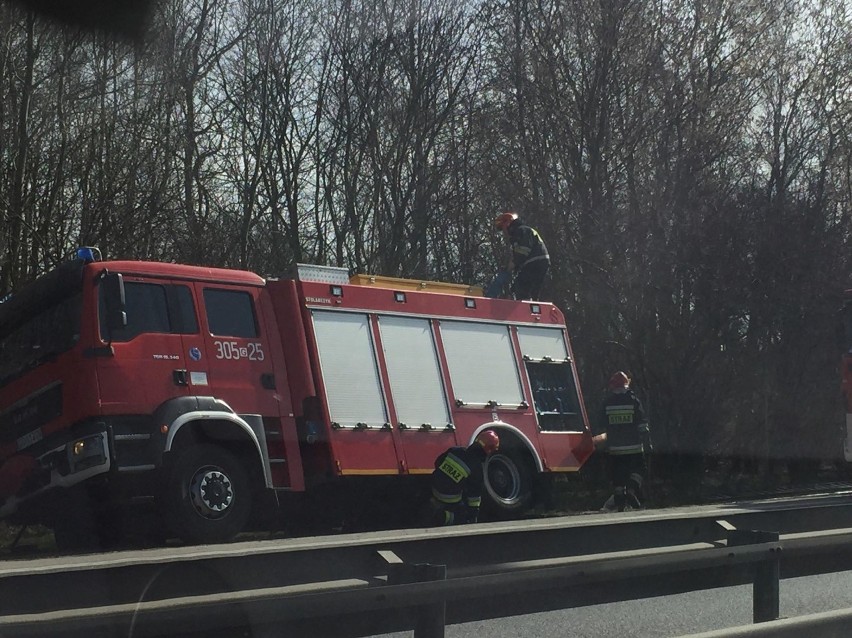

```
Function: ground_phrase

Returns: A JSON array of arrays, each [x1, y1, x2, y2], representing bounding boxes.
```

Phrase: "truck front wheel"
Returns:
[[164, 444, 252, 544]]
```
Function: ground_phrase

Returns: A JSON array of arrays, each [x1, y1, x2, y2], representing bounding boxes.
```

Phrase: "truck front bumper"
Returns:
[[0, 431, 111, 518]]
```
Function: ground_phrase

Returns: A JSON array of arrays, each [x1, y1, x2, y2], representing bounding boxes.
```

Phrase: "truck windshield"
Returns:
[[0, 293, 82, 387]]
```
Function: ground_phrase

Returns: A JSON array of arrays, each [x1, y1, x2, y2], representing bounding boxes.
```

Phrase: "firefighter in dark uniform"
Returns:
[[597, 371, 652, 511], [494, 211, 550, 301], [430, 430, 500, 525]]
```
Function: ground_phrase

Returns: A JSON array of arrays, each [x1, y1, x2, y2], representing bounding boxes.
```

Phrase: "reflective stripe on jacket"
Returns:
[[431, 446, 485, 509], [509, 222, 549, 271], [599, 390, 649, 455]]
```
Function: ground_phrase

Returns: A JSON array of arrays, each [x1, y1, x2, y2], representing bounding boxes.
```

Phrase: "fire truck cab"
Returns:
[[0, 252, 594, 545]]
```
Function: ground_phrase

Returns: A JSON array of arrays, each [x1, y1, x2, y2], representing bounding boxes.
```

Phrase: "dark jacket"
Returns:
[[598, 389, 650, 455], [431, 444, 487, 511], [507, 220, 549, 272]]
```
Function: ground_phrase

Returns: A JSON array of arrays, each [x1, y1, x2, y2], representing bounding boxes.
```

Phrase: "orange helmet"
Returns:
[[474, 430, 500, 454], [494, 211, 518, 231], [608, 371, 631, 390]]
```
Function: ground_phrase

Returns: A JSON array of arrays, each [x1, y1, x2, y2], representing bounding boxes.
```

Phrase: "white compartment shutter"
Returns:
[[312, 311, 386, 427], [378, 316, 450, 427], [439, 321, 523, 406], [517, 326, 569, 361]]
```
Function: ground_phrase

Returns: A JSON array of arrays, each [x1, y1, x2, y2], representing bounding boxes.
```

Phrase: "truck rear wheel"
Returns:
[[483, 449, 534, 518], [164, 444, 252, 545]]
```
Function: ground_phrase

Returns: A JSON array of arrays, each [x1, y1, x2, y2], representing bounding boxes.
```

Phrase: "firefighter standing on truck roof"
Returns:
[[493, 211, 550, 301], [596, 371, 652, 512], [430, 430, 500, 526]]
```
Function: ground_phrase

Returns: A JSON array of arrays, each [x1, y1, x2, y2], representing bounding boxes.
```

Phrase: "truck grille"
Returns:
[[0, 383, 63, 445]]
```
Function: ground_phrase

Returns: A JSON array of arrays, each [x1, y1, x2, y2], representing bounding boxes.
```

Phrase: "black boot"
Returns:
[[614, 487, 627, 512]]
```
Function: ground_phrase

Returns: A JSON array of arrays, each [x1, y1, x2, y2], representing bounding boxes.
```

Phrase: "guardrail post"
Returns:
[[414, 563, 447, 638], [727, 529, 781, 623], [387, 561, 447, 638]]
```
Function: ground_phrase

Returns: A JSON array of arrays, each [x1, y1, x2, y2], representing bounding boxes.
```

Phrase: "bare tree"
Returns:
[[317, 0, 483, 277]]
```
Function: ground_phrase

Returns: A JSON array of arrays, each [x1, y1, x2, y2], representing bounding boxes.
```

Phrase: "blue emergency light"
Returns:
[[77, 247, 102, 263]]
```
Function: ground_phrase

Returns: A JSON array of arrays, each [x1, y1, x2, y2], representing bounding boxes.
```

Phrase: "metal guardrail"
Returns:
[[680, 607, 852, 637], [3, 498, 852, 637], [0, 529, 788, 637]]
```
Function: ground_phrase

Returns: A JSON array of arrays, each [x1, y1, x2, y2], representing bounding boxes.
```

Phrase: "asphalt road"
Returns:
[[376, 570, 852, 637]]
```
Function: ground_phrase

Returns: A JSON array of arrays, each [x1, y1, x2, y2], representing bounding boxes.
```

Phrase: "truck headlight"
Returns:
[[67, 435, 106, 472]]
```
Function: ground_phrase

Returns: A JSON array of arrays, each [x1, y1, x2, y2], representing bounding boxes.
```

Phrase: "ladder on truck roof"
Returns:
[[294, 264, 484, 297]]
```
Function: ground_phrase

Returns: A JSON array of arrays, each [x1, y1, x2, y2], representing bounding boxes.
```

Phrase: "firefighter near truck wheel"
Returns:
[[0, 250, 595, 546]]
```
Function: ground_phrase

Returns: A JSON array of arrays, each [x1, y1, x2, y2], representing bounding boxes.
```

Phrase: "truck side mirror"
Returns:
[[102, 272, 127, 333]]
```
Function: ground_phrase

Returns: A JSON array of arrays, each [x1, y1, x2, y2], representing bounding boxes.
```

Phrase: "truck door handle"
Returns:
[[173, 369, 188, 386]]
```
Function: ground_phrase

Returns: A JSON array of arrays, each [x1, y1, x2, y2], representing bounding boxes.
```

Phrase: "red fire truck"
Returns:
[[0, 250, 594, 545], [843, 289, 852, 462]]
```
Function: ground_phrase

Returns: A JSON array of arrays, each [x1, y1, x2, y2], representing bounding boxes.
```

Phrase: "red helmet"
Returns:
[[494, 211, 518, 231], [475, 430, 500, 454], [608, 371, 631, 390]]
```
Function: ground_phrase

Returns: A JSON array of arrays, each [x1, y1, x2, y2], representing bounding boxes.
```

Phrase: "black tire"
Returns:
[[483, 449, 535, 518], [164, 444, 252, 545]]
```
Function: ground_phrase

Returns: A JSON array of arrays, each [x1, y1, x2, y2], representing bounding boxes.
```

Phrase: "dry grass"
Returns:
[[0, 523, 56, 556]]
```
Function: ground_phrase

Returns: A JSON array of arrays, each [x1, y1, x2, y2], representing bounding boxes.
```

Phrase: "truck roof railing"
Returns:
[[295, 263, 484, 297]]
